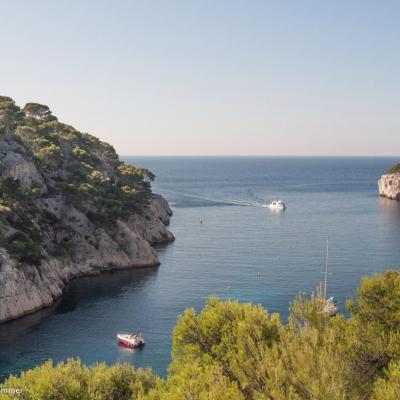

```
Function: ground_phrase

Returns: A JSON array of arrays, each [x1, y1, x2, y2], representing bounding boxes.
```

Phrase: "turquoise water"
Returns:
[[1, 157, 400, 381]]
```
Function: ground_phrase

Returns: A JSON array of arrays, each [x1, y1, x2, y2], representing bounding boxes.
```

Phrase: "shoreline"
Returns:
[[0, 195, 175, 324], [0, 251, 172, 326]]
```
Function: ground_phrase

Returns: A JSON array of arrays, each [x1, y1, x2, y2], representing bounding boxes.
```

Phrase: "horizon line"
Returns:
[[119, 154, 400, 158]]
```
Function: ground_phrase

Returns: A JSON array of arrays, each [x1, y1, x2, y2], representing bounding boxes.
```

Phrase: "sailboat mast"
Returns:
[[324, 237, 329, 299]]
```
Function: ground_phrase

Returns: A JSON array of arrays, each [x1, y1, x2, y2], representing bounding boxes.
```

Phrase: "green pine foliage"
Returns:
[[371, 360, 400, 400], [0, 96, 156, 265], [386, 163, 400, 174], [1, 360, 157, 400], [0, 177, 44, 264], [1, 270, 400, 399]]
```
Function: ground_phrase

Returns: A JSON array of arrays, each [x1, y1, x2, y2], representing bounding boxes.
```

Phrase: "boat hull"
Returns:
[[264, 200, 286, 210], [117, 334, 145, 348]]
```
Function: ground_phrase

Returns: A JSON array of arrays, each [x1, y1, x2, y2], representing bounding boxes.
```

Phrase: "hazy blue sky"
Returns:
[[1, 1, 399, 155]]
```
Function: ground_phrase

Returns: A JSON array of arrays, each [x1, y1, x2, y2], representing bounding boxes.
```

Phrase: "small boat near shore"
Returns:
[[324, 296, 338, 317], [117, 332, 145, 348], [263, 200, 286, 210], [322, 238, 338, 317]]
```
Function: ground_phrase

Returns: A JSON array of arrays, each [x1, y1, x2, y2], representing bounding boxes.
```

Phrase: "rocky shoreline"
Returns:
[[378, 173, 400, 200], [0, 194, 174, 323]]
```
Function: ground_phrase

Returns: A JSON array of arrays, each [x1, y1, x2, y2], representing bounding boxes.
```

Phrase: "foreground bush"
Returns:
[[1, 270, 400, 399], [371, 360, 400, 400], [1, 360, 157, 400]]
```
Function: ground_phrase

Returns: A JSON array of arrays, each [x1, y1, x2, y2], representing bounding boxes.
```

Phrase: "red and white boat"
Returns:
[[117, 332, 145, 348]]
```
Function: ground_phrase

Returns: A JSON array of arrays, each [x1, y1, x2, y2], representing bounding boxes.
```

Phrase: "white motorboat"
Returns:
[[264, 200, 286, 210], [117, 332, 145, 348]]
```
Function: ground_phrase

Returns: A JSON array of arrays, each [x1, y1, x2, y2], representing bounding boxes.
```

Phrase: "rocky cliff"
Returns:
[[0, 97, 174, 323], [378, 164, 400, 200]]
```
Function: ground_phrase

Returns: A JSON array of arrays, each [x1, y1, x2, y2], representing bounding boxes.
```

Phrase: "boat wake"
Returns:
[[224, 199, 265, 208], [157, 188, 266, 208]]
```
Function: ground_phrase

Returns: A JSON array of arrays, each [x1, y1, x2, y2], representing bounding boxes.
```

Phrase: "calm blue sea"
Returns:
[[1, 157, 400, 381]]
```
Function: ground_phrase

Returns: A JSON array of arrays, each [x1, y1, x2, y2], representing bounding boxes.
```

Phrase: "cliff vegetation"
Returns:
[[0, 96, 156, 265], [386, 163, 400, 174]]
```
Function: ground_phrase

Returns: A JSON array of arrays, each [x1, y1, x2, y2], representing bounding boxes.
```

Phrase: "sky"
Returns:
[[1, 1, 399, 156]]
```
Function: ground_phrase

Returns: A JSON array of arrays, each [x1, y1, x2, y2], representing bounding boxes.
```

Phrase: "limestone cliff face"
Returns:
[[0, 194, 173, 323], [0, 97, 174, 323], [378, 174, 400, 200]]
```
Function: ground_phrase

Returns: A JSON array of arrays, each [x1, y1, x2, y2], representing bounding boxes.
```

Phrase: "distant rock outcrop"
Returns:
[[0, 96, 174, 323], [378, 173, 400, 200]]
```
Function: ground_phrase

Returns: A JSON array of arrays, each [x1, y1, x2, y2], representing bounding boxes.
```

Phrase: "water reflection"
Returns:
[[0, 301, 59, 345], [0, 267, 159, 361], [378, 197, 400, 220], [55, 267, 159, 314], [378, 197, 400, 233], [378, 197, 400, 265]]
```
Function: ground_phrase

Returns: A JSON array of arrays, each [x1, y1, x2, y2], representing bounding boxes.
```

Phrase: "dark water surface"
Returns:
[[1, 157, 400, 381]]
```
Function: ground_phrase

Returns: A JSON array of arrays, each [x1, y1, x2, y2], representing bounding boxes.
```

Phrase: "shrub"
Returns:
[[5, 231, 43, 265], [2, 359, 157, 400], [89, 170, 108, 184], [0, 177, 25, 201], [146, 362, 244, 400], [26, 182, 42, 199], [387, 163, 400, 174], [0, 97, 23, 133], [344, 270, 400, 397], [34, 143, 63, 170], [72, 146, 90, 161], [15, 125, 38, 145], [62, 182, 97, 205], [371, 359, 400, 400]]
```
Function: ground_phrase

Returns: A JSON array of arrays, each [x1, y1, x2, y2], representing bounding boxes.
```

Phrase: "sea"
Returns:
[[1, 156, 399, 381]]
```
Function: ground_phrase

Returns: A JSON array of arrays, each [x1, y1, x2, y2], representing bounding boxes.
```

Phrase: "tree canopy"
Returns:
[[23, 102, 56, 121], [0, 96, 23, 133]]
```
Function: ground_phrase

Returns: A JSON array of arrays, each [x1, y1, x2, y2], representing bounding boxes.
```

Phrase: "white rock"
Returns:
[[2, 151, 46, 192], [378, 174, 400, 200]]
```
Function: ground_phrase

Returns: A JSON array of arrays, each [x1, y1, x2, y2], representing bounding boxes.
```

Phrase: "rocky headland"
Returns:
[[0, 97, 174, 323], [378, 163, 400, 200]]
